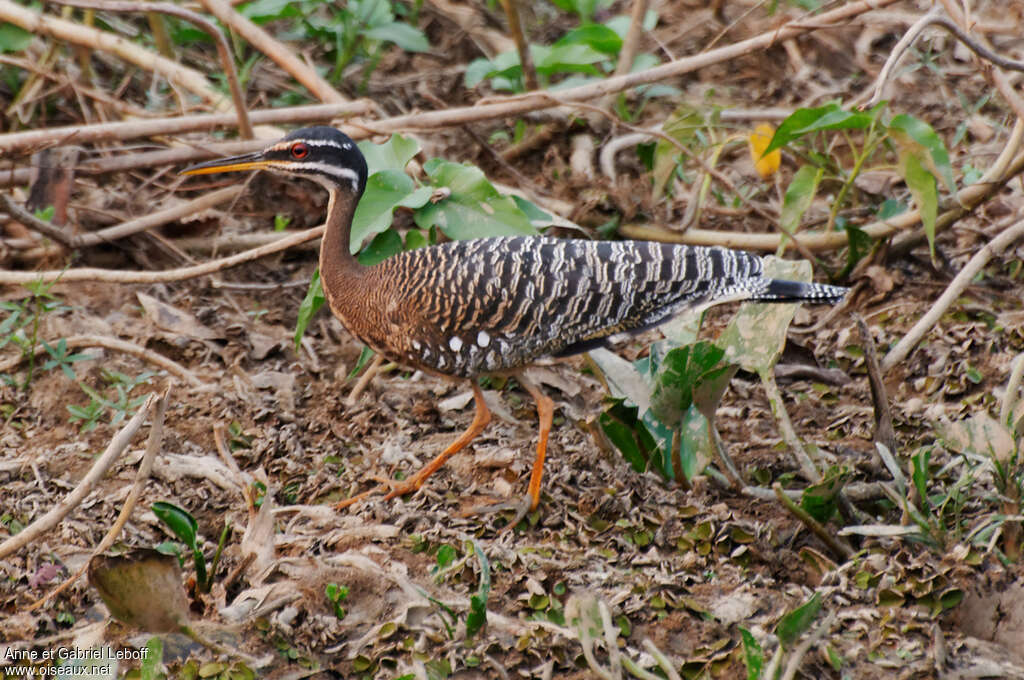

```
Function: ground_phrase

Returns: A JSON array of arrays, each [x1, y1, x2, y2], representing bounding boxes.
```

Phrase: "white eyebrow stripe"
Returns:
[[269, 138, 352, 152], [277, 160, 360, 191], [303, 139, 352, 149]]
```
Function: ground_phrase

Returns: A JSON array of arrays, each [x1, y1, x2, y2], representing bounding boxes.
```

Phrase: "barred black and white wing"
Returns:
[[376, 237, 846, 377]]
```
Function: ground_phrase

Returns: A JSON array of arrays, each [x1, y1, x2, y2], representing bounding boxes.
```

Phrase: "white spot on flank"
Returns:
[[477, 330, 490, 347], [412, 339, 422, 351], [449, 336, 463, 352]]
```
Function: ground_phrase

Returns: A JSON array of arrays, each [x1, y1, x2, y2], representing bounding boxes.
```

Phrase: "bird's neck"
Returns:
[[318, 188, 367, 312]]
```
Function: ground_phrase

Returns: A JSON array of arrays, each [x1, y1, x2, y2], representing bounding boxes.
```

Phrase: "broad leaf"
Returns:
[[294, 269, 325, 351], [717, 258, 811, 374], [357, 229, 403, 266], [653, 105, 703, 195], [765, 104, 873, 154], [358, 135, 420, 175], [589, 347, 652, 411], [151, 502, 197, 548], [779, 165, 823, 233], [363, 21, 429, 52], [739, 627, 764, 680], [416, 159, 538, 239], [889, 114, 955, 192], [800, 466, 851, 524], [555, 24, 622, 54], [776, 592, 823, 648], [599, 399, 659, 473], [898, 152, 938, 258], [466, 542, 491, 639], [351, 170, 433, 250], [533, 43, 606, 76], [0, 22, 33, 52], [649, 342, 725, 426], [88, 550, 189, 633]]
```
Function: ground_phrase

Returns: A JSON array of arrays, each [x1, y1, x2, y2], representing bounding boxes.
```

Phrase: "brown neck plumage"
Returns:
[[318, 189, 368, 326]]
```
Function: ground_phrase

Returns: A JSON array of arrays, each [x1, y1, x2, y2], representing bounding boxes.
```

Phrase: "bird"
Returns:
[[182, 126, 847, 522]]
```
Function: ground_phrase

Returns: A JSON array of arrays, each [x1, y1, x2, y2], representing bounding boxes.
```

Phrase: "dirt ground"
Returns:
[[3, 0, 1024, 678]]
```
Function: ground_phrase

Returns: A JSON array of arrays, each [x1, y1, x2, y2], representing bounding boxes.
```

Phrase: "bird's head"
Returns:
[[181, 126, 368, 195]]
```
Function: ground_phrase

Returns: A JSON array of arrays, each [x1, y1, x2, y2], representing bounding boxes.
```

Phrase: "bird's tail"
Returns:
[[751, 278, 848, 304]]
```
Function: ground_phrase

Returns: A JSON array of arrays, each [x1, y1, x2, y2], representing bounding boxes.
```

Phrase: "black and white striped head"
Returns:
[[182, 126, 368, 195]]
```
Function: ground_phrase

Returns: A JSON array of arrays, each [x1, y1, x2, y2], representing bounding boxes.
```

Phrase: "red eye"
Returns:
[[290, 142, 309, 159]]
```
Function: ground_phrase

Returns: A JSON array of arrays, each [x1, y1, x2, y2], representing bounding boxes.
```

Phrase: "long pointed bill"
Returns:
[[181, 151, 272, 176]]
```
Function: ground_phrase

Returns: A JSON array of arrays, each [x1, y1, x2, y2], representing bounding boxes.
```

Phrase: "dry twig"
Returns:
[[0, 101, 372, 157], [0, 225, 325, 285], [196, 0, 347, 104], [0, 334, 204, 386], [0, 393, 158, 560], [0, 0, 229, 111], [3, 186, 244, 250], [881, 217, 1024, 372], [51, 0, 253, 138], [29, 387, 171, 610]]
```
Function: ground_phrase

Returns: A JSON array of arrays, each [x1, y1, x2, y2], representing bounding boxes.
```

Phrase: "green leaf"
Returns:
[[0, 22, 33, 53], [404, 229, 428, 250], [237, 0, 298, 22], [293, 269, 325, 351], [739, 627, 764, 680], [351, 170, 433, 251], [357, 229, 403, 266], [911, 448, 931, 508], [424, 659, 452, 680], [888, 114, 955, 193], [599, 399, 658, 473], [899, 152, 938, 259], [605, 10, 658, 37], [649, 342, 725, 426], [779, 165, 823, 234], [765, 104, 873, 154], [435, 544, 457, 569], [139, 637, 164, 680], [347, 345, 376, 381], [776, 592, 823, 648], [151, 502, 198, 548], [533, 43, 606, 77], [358, 135, 421, 175], [717, 258, 812, 374], [416, 160, 538, 239], [653, 105, 703, 195], [839, 224, 873, 278], [363, 21, 429, 52], [465, 52, 519, 89], [511, 195, 552, 226], [466, 541, 490, 638], [555, 24, 622, 54], [800, 466, 851, 524], [674, 404, 714, 480]]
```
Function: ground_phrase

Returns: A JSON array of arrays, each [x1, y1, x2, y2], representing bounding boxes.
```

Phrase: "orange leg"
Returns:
[[381, 381, 492, 501], [518, 373, 554, 513], [462, 372, 555, 526]]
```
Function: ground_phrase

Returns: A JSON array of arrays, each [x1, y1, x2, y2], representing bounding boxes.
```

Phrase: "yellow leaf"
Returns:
[[748, 123, 780, 180]]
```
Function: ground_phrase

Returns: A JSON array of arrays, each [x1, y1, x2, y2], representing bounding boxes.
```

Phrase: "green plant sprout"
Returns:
[[151, 501, 229, 593]]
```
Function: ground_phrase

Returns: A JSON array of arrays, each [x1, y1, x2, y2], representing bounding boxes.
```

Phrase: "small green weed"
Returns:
[[151, 501, 228, 593], [68, 369, 156, 432], [0, 277, 75, 391], [325, 583, 349, 619]]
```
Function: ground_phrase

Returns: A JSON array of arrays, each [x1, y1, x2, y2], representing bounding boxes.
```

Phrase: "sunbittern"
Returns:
[[183, 126, 847, 520]]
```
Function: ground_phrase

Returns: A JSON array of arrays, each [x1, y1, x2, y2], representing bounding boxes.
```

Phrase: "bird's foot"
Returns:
[[381, 474, 428, 502], [333, 475, 398, 510]]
